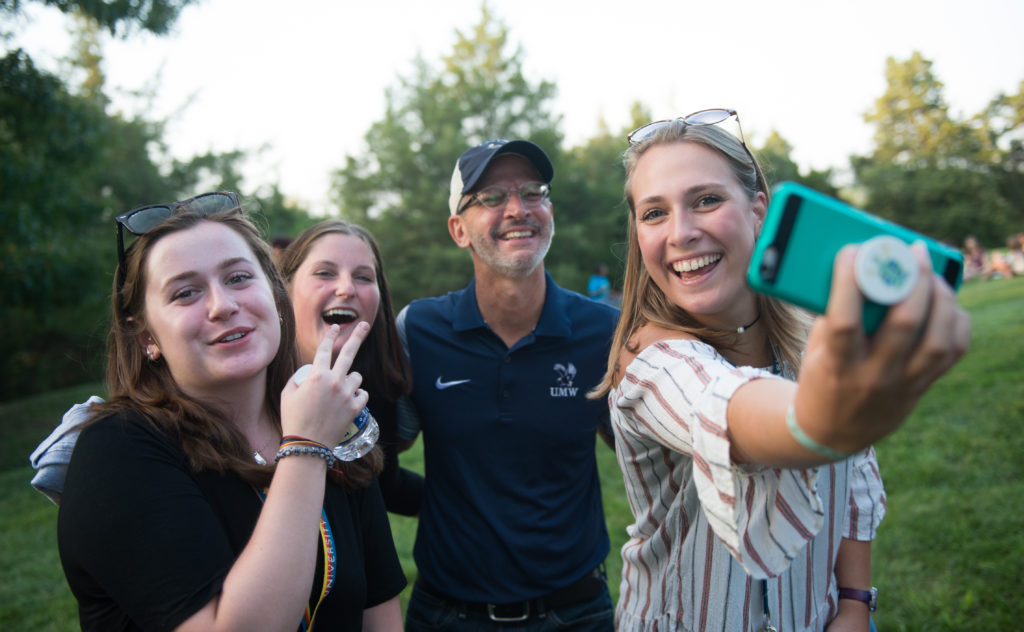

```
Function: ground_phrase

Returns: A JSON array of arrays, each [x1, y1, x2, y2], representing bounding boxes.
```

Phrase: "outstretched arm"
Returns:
[[728, 243, 970, 468]]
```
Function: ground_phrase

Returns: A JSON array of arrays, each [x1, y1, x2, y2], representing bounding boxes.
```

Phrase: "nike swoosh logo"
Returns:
[[435, 377, 471, 390]]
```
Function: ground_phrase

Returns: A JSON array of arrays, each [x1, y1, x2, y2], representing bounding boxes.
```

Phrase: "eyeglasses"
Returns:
[[115, 191, 239, 292], [627, 108, 764, 190], [457, 181, 551, 214]]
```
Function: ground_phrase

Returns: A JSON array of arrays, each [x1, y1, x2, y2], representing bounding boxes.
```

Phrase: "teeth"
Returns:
[[324, 308, 357, 318], [672, 254, 721, 273], [220, 332, 245, 343], [501, 231, 534, 240], [323, 308, 358, 325]]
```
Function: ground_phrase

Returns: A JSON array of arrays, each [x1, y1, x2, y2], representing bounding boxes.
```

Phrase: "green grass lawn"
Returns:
[[1, 277, 1021, 631]]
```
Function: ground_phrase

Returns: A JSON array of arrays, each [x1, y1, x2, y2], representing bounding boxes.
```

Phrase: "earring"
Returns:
[[278, 312, 284, 324], [146, 344, 161, 362]]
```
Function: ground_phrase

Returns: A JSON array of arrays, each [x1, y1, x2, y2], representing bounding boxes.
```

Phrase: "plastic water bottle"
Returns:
[[290, 364, 379, 462], [332, 407, 379, 461]]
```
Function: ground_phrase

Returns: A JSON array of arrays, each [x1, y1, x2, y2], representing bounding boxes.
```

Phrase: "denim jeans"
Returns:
[[404, 580, 615, 631]]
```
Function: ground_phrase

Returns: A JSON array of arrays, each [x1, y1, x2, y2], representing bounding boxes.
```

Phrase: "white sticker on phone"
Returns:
[[854, 236, 919, 305]]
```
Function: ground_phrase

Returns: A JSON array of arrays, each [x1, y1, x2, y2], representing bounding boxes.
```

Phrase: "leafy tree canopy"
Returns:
[[1, 0, 198, 35], [330, 5, 562, 308], [755, 130, 839, 198], [0, 6, 311, 399], [855, 51, 1024, 246]]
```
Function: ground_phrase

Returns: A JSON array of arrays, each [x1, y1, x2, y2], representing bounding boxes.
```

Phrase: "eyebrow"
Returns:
[[160, 256, 254, 292], [310, 260, 376, 273], [636, 183, 724, 207]]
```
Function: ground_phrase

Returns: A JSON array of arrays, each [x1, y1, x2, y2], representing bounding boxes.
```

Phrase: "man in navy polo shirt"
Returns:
[[397, 138, 618, 631]]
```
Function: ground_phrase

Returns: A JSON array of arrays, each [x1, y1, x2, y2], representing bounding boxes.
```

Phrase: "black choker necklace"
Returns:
[[736, 313, 760, 334]]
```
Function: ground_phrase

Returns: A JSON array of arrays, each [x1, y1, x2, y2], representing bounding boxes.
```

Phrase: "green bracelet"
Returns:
[[785, 404, 851, 461]]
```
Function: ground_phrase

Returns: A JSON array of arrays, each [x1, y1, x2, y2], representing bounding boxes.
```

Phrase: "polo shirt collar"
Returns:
[[452, 271, 571, 338]]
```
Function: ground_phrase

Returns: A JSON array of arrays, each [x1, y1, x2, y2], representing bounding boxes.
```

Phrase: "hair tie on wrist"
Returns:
[[785, 403, 851, 461], [280, 435, 327, 447]]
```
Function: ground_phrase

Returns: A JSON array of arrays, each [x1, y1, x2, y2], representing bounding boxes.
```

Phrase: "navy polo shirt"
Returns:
[[397, 272, 619, 602]]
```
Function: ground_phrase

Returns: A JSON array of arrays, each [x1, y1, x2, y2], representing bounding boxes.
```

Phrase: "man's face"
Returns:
[[448, 154, 554, 278]]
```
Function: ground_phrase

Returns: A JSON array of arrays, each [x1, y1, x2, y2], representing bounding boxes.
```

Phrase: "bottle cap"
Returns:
[[291, 364, 313, 386], [854, 236, 919, 305]]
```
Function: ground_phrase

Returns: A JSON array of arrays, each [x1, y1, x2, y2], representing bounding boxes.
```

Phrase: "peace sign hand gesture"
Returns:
[[280, 322, 371, 448]]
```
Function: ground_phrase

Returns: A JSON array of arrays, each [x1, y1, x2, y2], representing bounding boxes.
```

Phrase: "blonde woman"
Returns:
[[593, 111, 970, 631]]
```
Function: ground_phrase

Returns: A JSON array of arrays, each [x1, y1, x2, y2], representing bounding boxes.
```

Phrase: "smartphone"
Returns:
[[747, 181, 964, 334]]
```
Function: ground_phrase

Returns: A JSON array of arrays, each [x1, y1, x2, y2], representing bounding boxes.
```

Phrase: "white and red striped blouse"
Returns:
[[610, 339, 886, 632]]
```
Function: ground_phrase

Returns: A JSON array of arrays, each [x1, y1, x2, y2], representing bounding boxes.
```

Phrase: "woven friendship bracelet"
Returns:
[[785, 404, 851, 461], [280, 435, 328, 448], [275, 444, 337, 469]]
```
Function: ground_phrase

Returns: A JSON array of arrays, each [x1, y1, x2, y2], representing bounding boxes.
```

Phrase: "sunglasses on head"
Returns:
[[627, 108, 743, 145], [115, 191, 240, 293], [627, 108, 763, 190]]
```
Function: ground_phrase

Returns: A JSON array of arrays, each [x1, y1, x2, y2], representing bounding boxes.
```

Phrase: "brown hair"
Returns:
[[278, 220, 414, 484], [91, 208, 304, 488], [592, 121, 811, 397]]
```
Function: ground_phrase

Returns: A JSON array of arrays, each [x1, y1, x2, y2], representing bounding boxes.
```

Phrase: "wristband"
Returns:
[[838, 586, 878, 612], [275, 438, 336, 469], [785, 404, 851, 461]]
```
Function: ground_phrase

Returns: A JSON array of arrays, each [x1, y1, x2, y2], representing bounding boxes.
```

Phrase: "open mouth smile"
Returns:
[[322, 307, 358, 326], [499, 229, 536, 241], [671, 253, 722, 277]]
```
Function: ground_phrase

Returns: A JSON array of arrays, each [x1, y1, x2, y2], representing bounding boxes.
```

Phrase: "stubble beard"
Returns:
[[472, 220, 554, 278]]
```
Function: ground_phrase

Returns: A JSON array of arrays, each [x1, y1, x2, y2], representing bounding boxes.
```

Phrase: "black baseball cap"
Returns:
[[448, 138, 554, 215]]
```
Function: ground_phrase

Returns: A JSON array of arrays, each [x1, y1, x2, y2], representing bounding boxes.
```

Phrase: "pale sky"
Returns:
[[8, 0, 1024, 214]]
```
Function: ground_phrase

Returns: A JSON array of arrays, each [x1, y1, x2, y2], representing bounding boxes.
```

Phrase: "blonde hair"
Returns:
[[592, 121, 811, 397]]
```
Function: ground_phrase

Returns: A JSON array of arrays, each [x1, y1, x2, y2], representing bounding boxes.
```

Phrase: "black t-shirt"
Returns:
[[58, 411, 406, 632]]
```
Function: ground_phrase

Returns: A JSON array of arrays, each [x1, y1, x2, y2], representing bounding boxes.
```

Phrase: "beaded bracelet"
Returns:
[[785, 403, 851, 461], [275, 437, 336, 469]]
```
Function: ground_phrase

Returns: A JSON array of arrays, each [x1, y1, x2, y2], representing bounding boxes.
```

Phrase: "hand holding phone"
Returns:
[[747, 181, 963, 334]]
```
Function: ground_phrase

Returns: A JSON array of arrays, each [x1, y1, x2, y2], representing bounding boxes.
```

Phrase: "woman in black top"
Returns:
[[58, 197, 405, 631]]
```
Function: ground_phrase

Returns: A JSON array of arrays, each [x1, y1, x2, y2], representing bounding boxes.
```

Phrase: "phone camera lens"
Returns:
[[760, 247, 779, 283]]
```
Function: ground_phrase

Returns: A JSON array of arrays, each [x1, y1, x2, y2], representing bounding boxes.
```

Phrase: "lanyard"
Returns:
[[254, 487, 336, 630]]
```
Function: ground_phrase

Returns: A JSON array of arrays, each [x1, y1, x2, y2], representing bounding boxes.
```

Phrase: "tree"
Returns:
[[863, 52, 989, 169], [854, 52, 1017, 245], [250, 184, 316, 242], [980, 79, 1024, 231], [1, 0, 198, 35], [0, 6, 313, 399], [550, 112, 637, 294], [66, 12, 107, 102], [755, 130, 838, 197], [330, 5, 562, 308]]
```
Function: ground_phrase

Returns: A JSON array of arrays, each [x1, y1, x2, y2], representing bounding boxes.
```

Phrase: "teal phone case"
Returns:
[[747, 181, 964, 334]]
